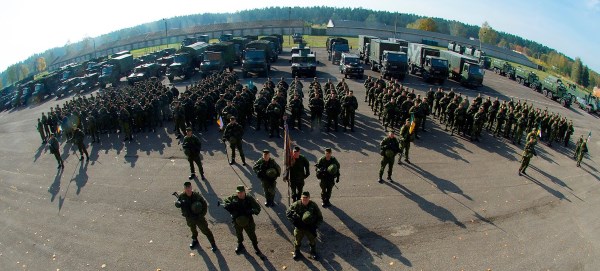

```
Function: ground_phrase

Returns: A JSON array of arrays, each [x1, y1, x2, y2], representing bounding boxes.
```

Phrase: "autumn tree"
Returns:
[[407, 18, 438, 32], [479, 21, 498, 45], [36, 57, 47, 73]]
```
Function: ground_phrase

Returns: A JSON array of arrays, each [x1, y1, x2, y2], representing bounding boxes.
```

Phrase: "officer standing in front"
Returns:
[[182, 127, 206, 180], [379, 131, 400, 183], [286, 191, 323, 260], [315, 148, 340, 207], [47, 133, 64, 169], [287, 146, 310, 202], [175, 181, 217, 251], [71, 127, 89, 162], [253, 150, 281, 207], [397, 119, 412, 165], [222, 185, 264, 256], [222, 116, 247, 166]]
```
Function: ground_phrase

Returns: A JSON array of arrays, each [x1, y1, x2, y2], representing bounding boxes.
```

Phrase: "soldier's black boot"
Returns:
[[201, 174, 207, 181], [210, 242, 217, 252], [310, 245, 318, 260], [189, 239, 199, 249], [388, 175, 393, 183], [378, 175, 384, 183], [235, 243, 245, 254], [293, 249, 300, 260], [253, 244, 263, 256], [242, 159, 247, 166], [229, 159, 236, 165], [189, 173, 196, 180]]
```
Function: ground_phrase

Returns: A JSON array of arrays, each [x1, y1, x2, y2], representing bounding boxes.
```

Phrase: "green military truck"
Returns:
[[440, 50, 484, 88], [515, 66, 541, 90], [326, 37, 349, 64], [541, 76, 572, 107], [491, 59, 515, 79], [339, 53, 364, 79], [291, 43, 311, 55], [219, 33, 233, 42], [98, 53, 134, 88], [408, 43, 449, 84], [465, 47, 491, 69], [32, 72, 61, 101], [127, 63, 160, 84], [196, 35, 210, 43], [242, 49, 270, 78], [200, 42, 236, 74], [290, 51, 317, 78], [368, 39, 403, 75], [166, 42, 208, 82], [181, 37, 197, 47], [246, 40, 277, 62], [292, 33, 303, 44], [260, 36, 282, 54], [358, 35, 378, 63], [230, 37, 250, 63]]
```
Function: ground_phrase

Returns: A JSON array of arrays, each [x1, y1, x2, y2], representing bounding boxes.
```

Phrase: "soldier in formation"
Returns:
[[253, 150, 282, 207], [287, 146, 311, 202], [221, 185, 264, 256], [222, 116, 247, 166], [182, 127, 206, 180], [315, 148, 340, 207], [286, 191, 323, 260], [175, 181, 217, 251]]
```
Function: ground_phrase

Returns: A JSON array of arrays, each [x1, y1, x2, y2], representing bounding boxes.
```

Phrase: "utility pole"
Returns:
[[163, 18, 168, 49], [288, 7, 292, 45], [92, 38, 96, 59], [394, 13, 398, 39]]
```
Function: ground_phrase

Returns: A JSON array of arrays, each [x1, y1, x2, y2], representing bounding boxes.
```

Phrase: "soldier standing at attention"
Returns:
[[37, 118, 46, 143], [266, 99, 282, 138], [222, 185, 263, 257], [519, 136, 537, 175], [222, 116, 247, 166], [182, 127, 206, 180], [309, 92, 324, 131], [71, 127, 89, 162], [286, 191, 323, 260], [175, 181, 217, 251], [47, 133, 64, 169], [574, 135, 584, 159], [576, 138, 589, 167], [379, 131, 400, 183], [397, 119, 412, 165], [315, 148, 340, 207], [287, 146, 311, 202], [253, 150, 281, 207], [341, 90, 358, 132]]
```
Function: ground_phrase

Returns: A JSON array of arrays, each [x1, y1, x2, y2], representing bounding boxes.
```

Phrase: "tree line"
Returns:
[[1, 6, 597, 92]]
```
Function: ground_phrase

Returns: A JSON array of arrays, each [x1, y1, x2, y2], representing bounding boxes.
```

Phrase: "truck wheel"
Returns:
[[561, 99, 567, 107], [542, 89, 548, 97]]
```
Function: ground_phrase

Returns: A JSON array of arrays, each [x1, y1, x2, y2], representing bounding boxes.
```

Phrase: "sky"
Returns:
[[1, 0, 598, 73]]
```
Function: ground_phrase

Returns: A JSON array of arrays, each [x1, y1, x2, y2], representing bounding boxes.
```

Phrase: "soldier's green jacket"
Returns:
[[178, 191, 208, 218], [182, 134, 202, 157], [286, 200, 323, 229], [289, 154, 310, 181], [380, 136, 400, 154], [253, 158, 281, 180], [522, 140, 537, 158], [399, 124, 411, 142], [315, 156, 340, 179], [222, 194, 261, 220], [48, 137, 60, 154], [223, 122, 244, 142]]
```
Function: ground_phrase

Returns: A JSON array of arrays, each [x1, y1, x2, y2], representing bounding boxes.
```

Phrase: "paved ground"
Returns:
[[1, 47, 599, 270]]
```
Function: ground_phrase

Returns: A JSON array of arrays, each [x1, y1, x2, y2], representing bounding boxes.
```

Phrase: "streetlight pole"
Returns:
[[163, 18, 168, 49], [288, 7, 291, 45], [92, 38, 96, 59]]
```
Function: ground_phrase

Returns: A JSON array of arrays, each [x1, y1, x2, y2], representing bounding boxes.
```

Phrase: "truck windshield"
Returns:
[[292, 57, 316, 64], [468, 65, 484, 75], [35, 84, 43, 92], [61, 71, 71, 81], [245, 51, 265, 61], [386, 54, 407, 62], [431, 59, 448, 67], [174, 55, 190, 64], [344, 57, 360, 64], [101, 66, 112, 75], [333, 44, 349, 52]]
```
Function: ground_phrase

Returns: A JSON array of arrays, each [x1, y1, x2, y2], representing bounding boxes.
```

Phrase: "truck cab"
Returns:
[[200, 51, 225, 74], [461, 62, 484, 87], [166, 53, 195, 82], [127, 63, 159, 84], [339, 53, 364, 79], [292, 33, 303, 44], [290, 51, 317, 78], [542, 76, 572, 107], [242, 49, 269, 78], [424, 56, 449, 83], [379, 51, 408, 80]]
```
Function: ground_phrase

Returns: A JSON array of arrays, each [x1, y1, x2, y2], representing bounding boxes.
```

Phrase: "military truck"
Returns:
[[181, 37, 197, 47], [358, 35, 378, 63], [260, 36, 282, 54], [473, 50, 491, 69], [576, 93, 599, 113], [246, 40, 277, 62], [541, 76, 572, 107], [199, 42, 236, 74], [127, 63, 160, 84], [60, 63, 85, 83], [98, 53, 134, 88], [440, 50, 484, 88], [339, 53, 364, 79], [156, 56, 174, 75], [408, 43, 449, 83], [292, 33, 303, 44], [326, 37, 349, 64], [389, 38, 409, 48], [242, 49, 270, 78], [515, 66, 541, 90], [219, 34, 233, 42], [290, 51, 317, 78], [32, 72, 61, 101], [291, 43, 311, 56], [368, 39, 401, 69], [230, 37, 250, 63], [196, 35, 210, 43], [166, 42, 208, 82], [491, 59, 515, 78]]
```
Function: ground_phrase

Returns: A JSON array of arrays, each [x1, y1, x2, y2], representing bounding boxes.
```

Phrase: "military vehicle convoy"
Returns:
[[408, 43, 449, 83], [326, 37, 349, 64], [358, 35, 378, 63], [541, 76, 572, 107], [368, 39, 407, 80], [290, 50, 317, 78], [98, 53, 134, 88], [241, 49, 270, 78], [491, 59, 515, 79], [515, 66, 541, 90], [166, 42, 208, 82], [200, 42, 236, 74], [339, 53, 364, 79], [440, 50, 484, 88]]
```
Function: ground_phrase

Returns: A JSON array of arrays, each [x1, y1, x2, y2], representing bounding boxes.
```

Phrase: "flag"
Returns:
[[283, 120, 294, 176], [588, 131, 592, 141], [409, 113, 416, 134], [537, 124, 542, 138], [217, 115, 224, 130]]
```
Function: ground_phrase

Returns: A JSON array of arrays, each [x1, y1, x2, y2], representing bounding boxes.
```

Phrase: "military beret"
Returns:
[[324, 147, 332, 152], [293, 146, 300, 152], [184, 181, 192, 187], [301, 191, 310, 197], [262, 149, 270, 154], [236, 185, 245, 192], [186, 127, 192, 131]]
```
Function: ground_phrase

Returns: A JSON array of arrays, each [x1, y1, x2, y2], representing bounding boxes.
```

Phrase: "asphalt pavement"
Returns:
[[0, 47, 599, 270]]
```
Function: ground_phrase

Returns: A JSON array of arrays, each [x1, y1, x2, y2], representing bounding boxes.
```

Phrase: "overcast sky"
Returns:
[[1, 0, 598, 73]]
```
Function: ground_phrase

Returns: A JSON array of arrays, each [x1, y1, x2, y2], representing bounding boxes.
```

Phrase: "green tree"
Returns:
[[571, 57, 583, 84], [18, 64, 29, 81], [6, 65, 19, 84], [479, 21, 498, 45], [497, 38, 509, 49], [365, 13, 378, 24], [407, 18, 438, 32], [448, 21, 467, 37], [582, 65, 590, 88]]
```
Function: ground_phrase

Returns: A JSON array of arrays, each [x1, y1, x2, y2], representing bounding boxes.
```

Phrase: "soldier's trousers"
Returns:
[[291, 113, 302, 130], [379, 156, 395, 178], [188, 155, 204, 175], [255, 112, 267, 130], [89, 127, 100, 142], [52, 151, 63, 166], [175, 118, 186, 135], [77, 143, 89, 158], [269, 119, 280, 136], [290, 179, 305, 201], [229, 142, 245, 163], [234, 220, 258, 245], [186, 216, 215, 243], [39, 130, 46, 142], [514, 128, 524, 144], [519, 156, 531, 172], [564, 134, 571, 147], [577, 152, 585, 166], [344, 110, 355, 130], [326, 115, 338, 131], [310, 112, 322, 130], [398, 141, 410, 161], [261, 178, 277, 202], [319, 179, 335, 201], [294, 227, 316, 249]]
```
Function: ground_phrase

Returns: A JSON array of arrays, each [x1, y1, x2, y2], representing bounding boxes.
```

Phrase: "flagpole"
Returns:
[[283, 115, 292, 206]]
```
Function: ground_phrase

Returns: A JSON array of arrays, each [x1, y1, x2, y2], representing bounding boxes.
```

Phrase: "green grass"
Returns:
[[130, 43, 181, 58]]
